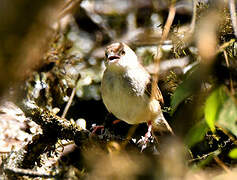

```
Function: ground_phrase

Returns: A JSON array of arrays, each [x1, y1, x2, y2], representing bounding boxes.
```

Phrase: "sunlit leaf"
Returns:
[[229, 148, 237, 159], [185, 120, 209, 148], [216, 96, 237, 137], [204, 87, 227, 132]]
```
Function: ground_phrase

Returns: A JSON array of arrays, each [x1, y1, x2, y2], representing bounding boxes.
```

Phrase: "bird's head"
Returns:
[[104, 42, 138, 70]]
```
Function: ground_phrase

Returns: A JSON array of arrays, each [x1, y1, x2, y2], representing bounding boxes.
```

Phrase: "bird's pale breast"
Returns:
[[101, 68, 158, 124]]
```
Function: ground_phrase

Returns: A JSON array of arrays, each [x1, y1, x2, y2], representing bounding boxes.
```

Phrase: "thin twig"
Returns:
[[4, 166, 57, 178], [58, 0, 81, 19], [218, 39, 235, 53], [61, 84, 77, 118], [223, 50, 234, 94], [61, 75, 80, 118], [216, 125, 237, 146], [189, 151, 215, 163], [229, 0, 237, 38], [214, 156, 231, 173], [152, 1, 176, 98], [190, 0, 197, 33], [161, 2, 176, 42]]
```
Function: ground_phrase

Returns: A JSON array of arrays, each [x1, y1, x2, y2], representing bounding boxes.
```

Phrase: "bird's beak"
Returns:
[[107, 53, 120, 61]]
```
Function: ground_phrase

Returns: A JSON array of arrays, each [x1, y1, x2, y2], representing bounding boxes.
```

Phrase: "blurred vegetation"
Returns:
[[1, 0, 237, 179]]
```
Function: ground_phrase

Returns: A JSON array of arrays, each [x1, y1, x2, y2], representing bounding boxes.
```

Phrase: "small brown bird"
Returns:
[[101, 42, 173, 145]]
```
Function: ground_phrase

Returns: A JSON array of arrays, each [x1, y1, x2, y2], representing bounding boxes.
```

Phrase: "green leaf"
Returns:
[[184, 120, 209, 148], [204, 87, 227, 132], [170, 77, 196, 115], [216, 96, 237, 137], [229, 148, 237, 159], [170, 64, 200, 115]]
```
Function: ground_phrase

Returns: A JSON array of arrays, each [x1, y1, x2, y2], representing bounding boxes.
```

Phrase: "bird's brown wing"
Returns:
[[145, 76, 164, 104]]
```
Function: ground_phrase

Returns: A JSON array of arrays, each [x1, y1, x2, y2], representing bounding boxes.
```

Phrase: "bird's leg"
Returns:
[[91, 124, 104, 134], [112, 119, 121, 124], [138, 120, 153, 151], [145, 120, 152, 140], [91, 119, 121, 134]]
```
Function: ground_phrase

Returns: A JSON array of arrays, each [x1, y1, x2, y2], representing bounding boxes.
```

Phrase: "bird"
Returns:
[[101, 42, 173, 146]]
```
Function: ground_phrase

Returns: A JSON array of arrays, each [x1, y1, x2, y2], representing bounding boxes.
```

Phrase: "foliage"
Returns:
[[204, 86, 228, 132], [229, 148, 237, 159]]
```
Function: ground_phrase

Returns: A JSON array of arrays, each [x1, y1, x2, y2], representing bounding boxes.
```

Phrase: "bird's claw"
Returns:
[[90, 124, 104, 134], [137, 134, 154, 152]]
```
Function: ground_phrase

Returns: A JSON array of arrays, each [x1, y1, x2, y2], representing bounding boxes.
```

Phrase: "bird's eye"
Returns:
[[121, 50, 125, 55]]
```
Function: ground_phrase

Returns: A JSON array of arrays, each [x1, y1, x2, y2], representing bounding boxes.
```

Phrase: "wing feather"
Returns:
[[145, 76, 164, 104]]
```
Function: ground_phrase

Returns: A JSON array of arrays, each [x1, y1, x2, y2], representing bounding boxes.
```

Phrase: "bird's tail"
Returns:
[[152, 113, 174, 137]]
